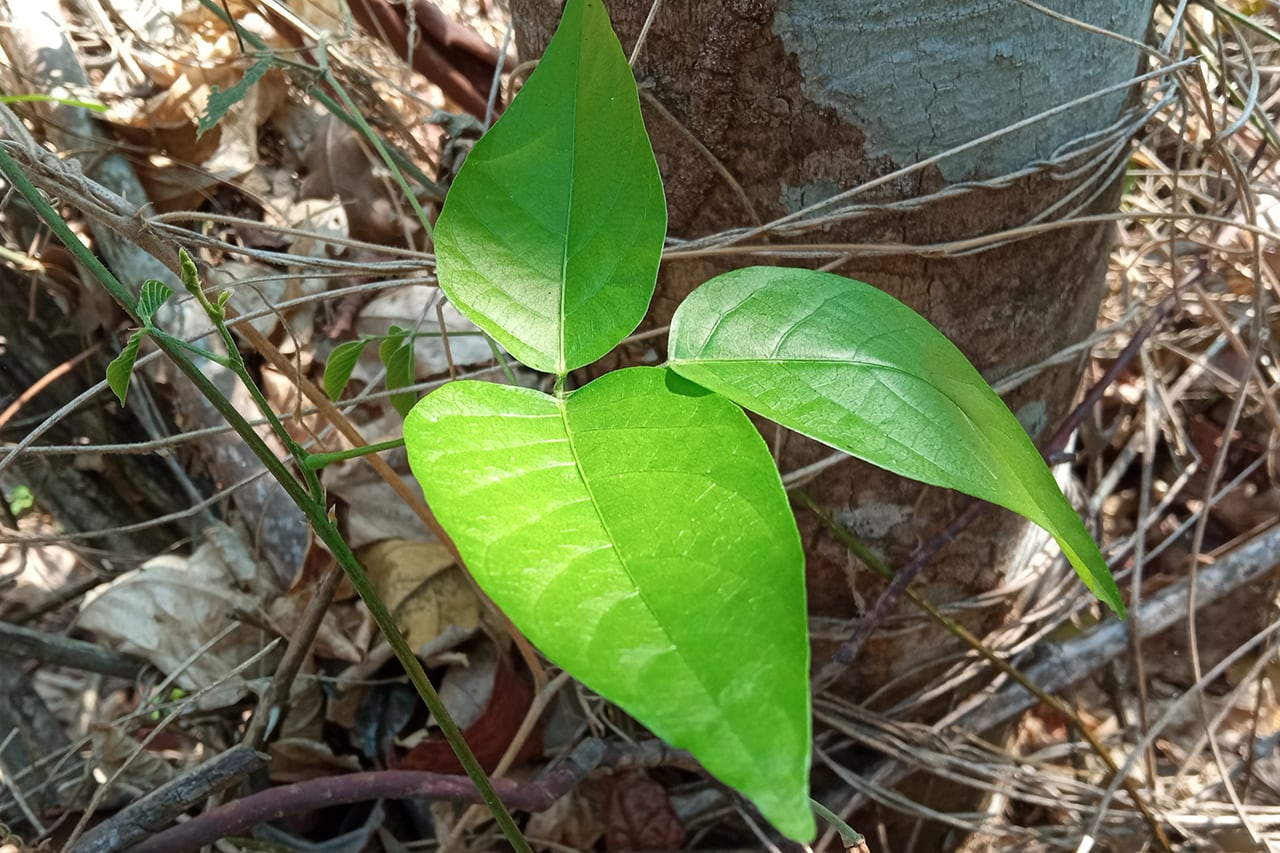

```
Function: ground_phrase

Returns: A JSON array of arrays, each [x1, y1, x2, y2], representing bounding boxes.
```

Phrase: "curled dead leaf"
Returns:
[[359, 539, 482, 646], [77, 524, 278, 709], [268, 736, 362, 784], [90, 724, 177, 794], [603, 770, 685, 852]]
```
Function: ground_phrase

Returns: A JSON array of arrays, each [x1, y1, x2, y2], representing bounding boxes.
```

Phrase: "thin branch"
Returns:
[[130, 739, 609, 853], [71, 746, 268, 853], [0, 620, 145, 680]]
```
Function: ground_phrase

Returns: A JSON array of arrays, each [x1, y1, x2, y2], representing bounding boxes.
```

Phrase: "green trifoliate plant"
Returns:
[[401, 0, 1124, 841]]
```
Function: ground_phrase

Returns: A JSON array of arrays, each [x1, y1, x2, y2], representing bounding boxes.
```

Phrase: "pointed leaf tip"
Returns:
[[668, 266, 1124, 617], [324, 339, 369, 401], [405, 367, 815, 840], [432, 0, 666, 375], [197, 58, 273, 138], [137, 280, 174, 324], [106, 331, 144, 406]]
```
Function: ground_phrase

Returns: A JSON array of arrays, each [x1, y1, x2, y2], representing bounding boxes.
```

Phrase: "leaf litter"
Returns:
[[1, 0, 1280, 850]]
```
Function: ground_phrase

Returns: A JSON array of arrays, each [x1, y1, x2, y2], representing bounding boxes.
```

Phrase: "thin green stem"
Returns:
[[319, 59, 435, 241], [195, 0, 445, 198], [303, 438, 406, 470], [487, 336, 521, 386], [0, 144, 137, 316], [810, 798, 864, 849], [0, 144, 532, 853], [176, 252, 326, 498], [148, 330, 235, 369], [0, 93, 108, 111], [179, 264, 530, 852], [314, 523, 531, 847]]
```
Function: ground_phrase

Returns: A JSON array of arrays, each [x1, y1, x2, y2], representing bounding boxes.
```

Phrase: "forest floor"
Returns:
[[2, 1, 1280, 851]]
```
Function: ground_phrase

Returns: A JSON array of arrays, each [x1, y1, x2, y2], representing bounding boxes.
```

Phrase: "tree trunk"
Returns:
[[510, 0, 1148, 837]]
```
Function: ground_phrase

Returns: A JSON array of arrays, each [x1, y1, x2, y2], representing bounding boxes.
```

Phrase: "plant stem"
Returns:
[[176, 252, 326, 497], [303, 438, 405, 470], [0, 144, 137, 317], [810, 798, 865, 850], [0, 144, 533, 853], [147, 332, 233, 368], [181, 266, 532, 853], [195, 0, 445, 201], [317, 57, 436, 240]]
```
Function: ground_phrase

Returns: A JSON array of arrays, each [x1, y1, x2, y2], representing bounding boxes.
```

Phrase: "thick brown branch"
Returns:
[[72, 746, 268, 853], [0, 620, 145, 680]]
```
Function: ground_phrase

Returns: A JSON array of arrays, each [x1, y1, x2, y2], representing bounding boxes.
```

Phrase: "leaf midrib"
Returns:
[[554, 394, 765, 773], [556, 10, 583, 377], [674, 356, 1109, 601], [672, 355, 1046, 525]]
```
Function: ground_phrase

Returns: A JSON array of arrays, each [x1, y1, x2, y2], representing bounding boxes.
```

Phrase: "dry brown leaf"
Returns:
[[278, 196, 350, 257], [300, 115, 417, 244], [77, 524, 276, 708], [262, 547, 364, 663], [99, 0, 290, 210], [424, 637, 499, 733], [603, 770, 685, 852], [268, 736, 363, 783], [327, 464, 436, 548], [205, 519, 271, 590], [267, 592, 366, 664], [109, 57, 286, 209], [394, 640, 541, 774], [90, 724, 177, 794], [359, 539, 483, 647], [525, 788, 604, 851]]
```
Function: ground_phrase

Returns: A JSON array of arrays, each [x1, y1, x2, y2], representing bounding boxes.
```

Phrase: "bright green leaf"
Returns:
[[668, 267, 1125, 617], [7, 484, 35, 516], [433, 0, 666, 376], [323, 340, 369, 400], [197, 58, 273, 138], [137, 279, 174, 324], [379, 326, 408, 367], [106, 330, 144, 406], [384, 344, 417, 417], [405, 367, 814, 841]]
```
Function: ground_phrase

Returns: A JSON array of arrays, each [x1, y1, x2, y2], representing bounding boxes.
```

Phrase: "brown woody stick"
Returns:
[[130, 739, 608, 853]]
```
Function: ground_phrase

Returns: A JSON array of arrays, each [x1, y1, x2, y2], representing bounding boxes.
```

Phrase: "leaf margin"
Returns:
[[667, 265, 1125, 617], [403, 366, 816, 840]]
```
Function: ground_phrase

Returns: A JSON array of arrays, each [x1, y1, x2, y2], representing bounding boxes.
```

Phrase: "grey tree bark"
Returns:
[[510, 0, 1151, 839]]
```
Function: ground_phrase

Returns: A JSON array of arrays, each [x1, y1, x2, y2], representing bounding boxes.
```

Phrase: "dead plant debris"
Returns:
[[2, 0, 1280, 851]]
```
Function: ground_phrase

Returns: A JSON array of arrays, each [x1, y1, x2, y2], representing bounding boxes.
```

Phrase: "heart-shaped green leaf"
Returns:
[[405, 367, 814, 841], [668, 267, 1124, 617], [433, 0, 666, 376]]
